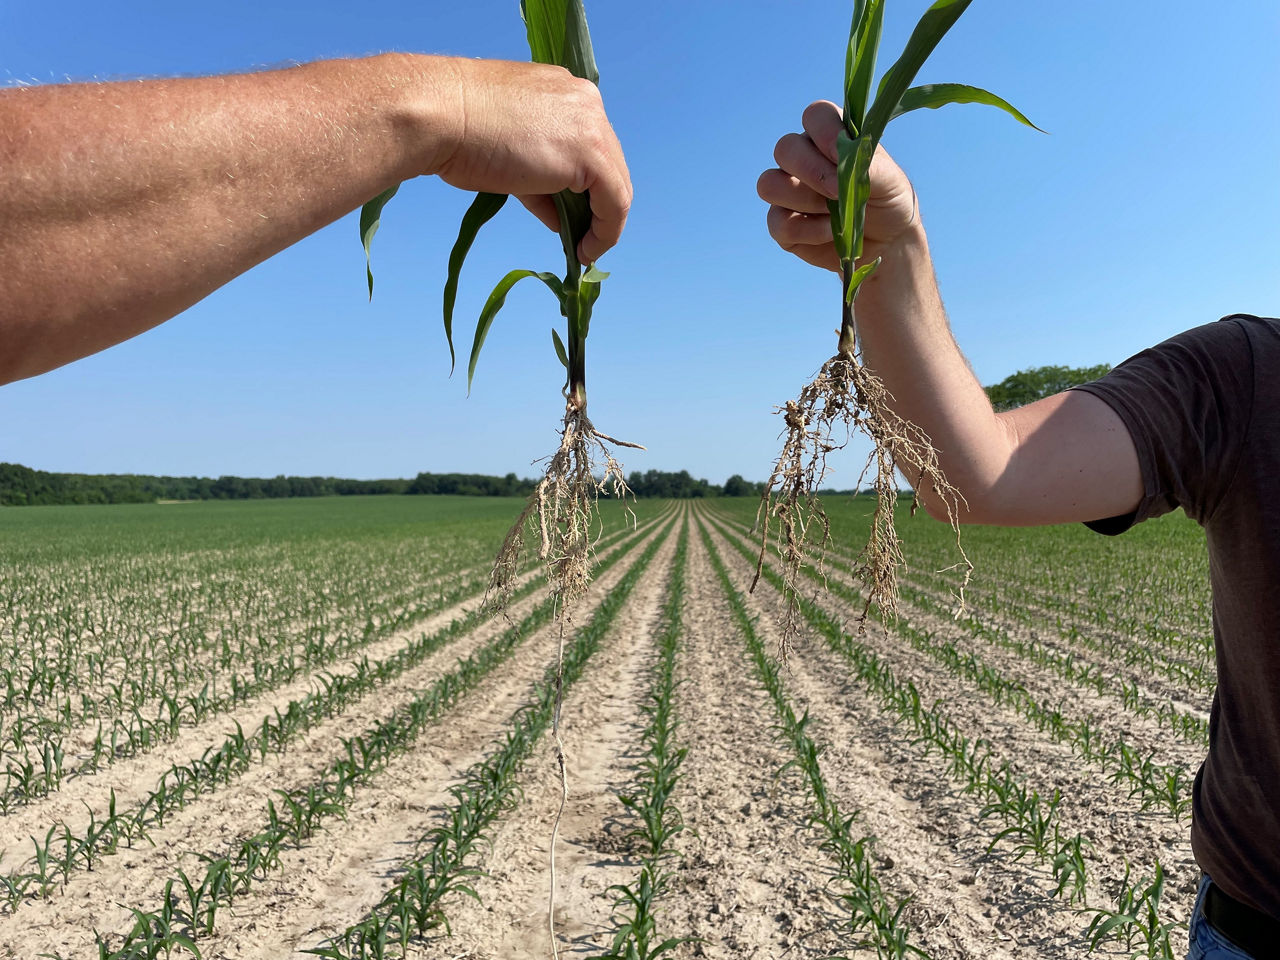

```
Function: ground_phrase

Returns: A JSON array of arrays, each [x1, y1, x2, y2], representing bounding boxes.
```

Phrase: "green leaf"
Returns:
[[521, 0, 598, 83], [468, 270, 565, 391], [551, 328, 569, 369], [863, 0, 975, 148], [1086, 913, 1138, 947], [443, 192, 509, 374], [562, 0, 599, 84], [581, 264, 610, 282], [891, 82, 1044, 131], [844, 0, 884, 136], [359, 185, 399, 300], [845, 256, 881, 305], [832, 132, 875, 263]]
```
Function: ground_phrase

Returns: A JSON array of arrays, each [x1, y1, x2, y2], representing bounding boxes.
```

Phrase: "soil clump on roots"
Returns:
[[753, 348, 971, 655]]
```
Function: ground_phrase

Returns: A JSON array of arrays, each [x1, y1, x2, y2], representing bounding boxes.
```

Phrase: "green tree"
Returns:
[[984, 363, 1112, 412]]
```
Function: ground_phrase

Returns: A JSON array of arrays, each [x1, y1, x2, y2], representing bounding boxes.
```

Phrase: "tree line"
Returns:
[[0, 463, 737, 507], [2, 363, 1109, 507]]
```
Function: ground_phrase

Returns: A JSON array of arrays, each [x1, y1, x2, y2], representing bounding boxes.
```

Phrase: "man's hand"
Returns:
[[0, 54, 632, 385], [428, 58, 631, 265], [756, 100, 916, 272]]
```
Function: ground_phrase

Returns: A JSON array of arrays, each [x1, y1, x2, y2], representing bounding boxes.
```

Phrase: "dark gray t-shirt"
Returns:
[[1072, 314, 1280, 919]]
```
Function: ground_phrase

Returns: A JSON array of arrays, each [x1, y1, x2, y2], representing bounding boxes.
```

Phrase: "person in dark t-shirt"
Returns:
[[760, 99, 1276, 959]]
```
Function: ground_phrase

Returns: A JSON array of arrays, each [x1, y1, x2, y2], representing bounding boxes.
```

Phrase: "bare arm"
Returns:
[[758, 100, 1141, 526], [0, 54, 631, 385]]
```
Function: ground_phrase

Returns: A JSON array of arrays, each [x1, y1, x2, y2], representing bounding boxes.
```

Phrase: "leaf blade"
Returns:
[[890, 82, 1044, 131], [468, 270, 565, 391], [863, 0, 974, 148], [443, 192, 509, 374], [359, 185, 400, 300]]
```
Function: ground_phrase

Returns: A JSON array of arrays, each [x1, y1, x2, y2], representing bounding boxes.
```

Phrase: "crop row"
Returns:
[[79, 513, 669, 959], [9, 512, 670, 920], [698, 517, 925, 960], [710, 509, 1200, 818], [701, 512, 1184, 959], [307, 520, 673, 959], [0, 510, 660, 817], [895, 575, 1209, 747], [597, 518, 691, 960]]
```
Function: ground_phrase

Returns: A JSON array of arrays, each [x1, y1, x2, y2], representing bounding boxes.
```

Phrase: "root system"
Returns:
[[486, 402, 640, 618], [483, 398, 641, 960], [754, 348, 971, 655]]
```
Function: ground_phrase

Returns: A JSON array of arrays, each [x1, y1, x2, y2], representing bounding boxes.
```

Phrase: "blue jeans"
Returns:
[[1188, 875, 1256, 959]]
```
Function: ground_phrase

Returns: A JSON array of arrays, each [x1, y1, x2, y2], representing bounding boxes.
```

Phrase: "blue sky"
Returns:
[[2, 1, 1277, 485]]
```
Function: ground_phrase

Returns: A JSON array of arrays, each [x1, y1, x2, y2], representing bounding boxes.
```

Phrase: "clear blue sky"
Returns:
[[2, 1, 1277, 485]]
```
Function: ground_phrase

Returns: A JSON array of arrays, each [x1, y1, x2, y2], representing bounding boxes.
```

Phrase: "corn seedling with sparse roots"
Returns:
[[754, 0, 1040, 648], [362, 0, 637, 625], [360, 9, 633, 945]]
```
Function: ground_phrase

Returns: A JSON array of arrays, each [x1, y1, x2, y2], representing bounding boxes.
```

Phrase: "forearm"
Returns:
[[854, 224, 1015, 521], [0, 53, 460, 384]]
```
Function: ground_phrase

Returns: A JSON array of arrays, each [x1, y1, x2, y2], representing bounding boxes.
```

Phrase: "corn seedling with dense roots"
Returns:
[[753, 0, 1040, 647]]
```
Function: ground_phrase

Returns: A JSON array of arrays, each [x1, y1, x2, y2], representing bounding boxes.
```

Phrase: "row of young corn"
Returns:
[[857, 502, 1214, 668], [0, 559, 557, 907], [0, 534, 485, 724], [700, 509, 1184, 960], [0, 562, 490, 813], [63, 514, 669, 960], [906, 561, 1215, 697], [0, 507, 657, 819], [712, 506, 1202, 817], [0, 553, 493, 811], [896, 574, 1209, 747], [595, 520, 691, 960], [2, 512, 669, 908], [697, 516, 926, 960], [304, 521, 674, 960]]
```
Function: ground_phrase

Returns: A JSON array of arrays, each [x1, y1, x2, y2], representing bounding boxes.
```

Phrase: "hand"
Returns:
[[425, 57, 632, 265], [757, 100, 918, 273]]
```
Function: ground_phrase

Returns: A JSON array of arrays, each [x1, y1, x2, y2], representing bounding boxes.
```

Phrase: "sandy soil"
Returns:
[[0, 500, 1204, 960]]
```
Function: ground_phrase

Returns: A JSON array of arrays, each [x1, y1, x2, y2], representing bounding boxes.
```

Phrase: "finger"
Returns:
[[757, 168, 831, 215], [773, 132, 838, 200], [576, 141, 632, 263], [801, 100, 844, 164], [767, 205, 836, 249], [517, 195, 562, 233]]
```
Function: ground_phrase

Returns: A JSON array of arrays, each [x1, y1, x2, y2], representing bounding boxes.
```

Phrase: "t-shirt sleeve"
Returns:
[[1069, 318, 1253, 535]]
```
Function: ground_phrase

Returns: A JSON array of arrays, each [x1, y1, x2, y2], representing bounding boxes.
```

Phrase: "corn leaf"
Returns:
[[359, 185, 400, 300], [862, 0, 974, 148], [844, 0, 884, 136], [891, 82, 1043, 131], [443, 191, 509, 374], [468, 269, 565, 390], [551, 328, 569, 369], [832, 132, 875, 263], [845, 256, 881, 305], [521, 0, 598, 83]]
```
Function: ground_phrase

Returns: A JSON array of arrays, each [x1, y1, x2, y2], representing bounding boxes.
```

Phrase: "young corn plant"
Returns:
[[362, 0, 637, 623], [754, 0, 1039, 647]]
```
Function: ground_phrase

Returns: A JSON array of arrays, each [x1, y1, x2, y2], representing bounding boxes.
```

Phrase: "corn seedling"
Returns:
[[361, 10, 636, 945], [754, 0, 1039, 648], [598, 522, 693, 960], [701, 518, 928, 959], [361, 0, 636, 623], [308, 528, 668, 959]]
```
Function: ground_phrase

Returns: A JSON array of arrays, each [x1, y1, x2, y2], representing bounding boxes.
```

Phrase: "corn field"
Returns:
[[0, 495, 1209, 959]]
